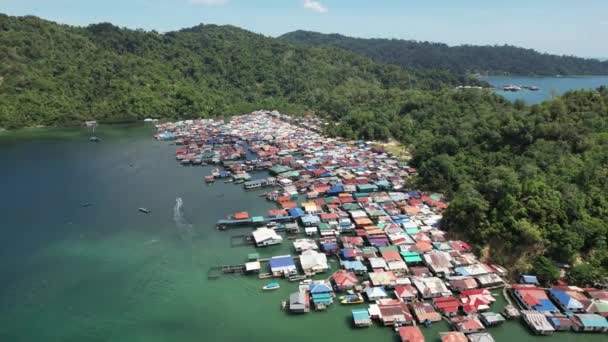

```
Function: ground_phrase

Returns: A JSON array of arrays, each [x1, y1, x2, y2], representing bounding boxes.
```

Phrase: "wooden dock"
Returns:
[[217, 215, 295, 229]]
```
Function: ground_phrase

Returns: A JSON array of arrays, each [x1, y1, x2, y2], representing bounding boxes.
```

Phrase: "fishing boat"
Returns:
[[262, 281, 280, 291], [138, 208, 151, 214], [339, 293, 364, 305]]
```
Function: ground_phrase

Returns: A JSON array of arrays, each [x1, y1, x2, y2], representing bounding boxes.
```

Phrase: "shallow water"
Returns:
[[0, 124, 605, 341]]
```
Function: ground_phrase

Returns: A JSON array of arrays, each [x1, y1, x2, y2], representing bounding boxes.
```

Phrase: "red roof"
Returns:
[[332, 270, 358, 288], [382, 250, 402, 262], [433, 296, 460, 314], [320, 213, 339, 221], [398, 326, 424, 342], [234, 212, 249, 220]]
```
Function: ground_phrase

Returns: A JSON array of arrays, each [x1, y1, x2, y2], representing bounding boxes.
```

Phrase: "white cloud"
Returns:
[[189, 0, 230, 6], [303, 0, 328, 14]]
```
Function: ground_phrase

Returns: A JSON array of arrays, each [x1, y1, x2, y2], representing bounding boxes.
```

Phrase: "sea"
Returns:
[[0, 124, 605, 342], [480, 75, 608, 104]]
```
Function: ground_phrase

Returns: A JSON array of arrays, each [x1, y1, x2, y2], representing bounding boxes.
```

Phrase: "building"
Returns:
[[467, 332, 495, 342], [395, 285, 419, 301], [479, 312, 506, 327], [269, 255, 297, 277], [309, 280, 334, 309], [411, 301, 442, 323], [293, 238, 318, 253], [439, 332, 467, 342], [376, 299, 414, 326], [571, 313, 608, 332], [512, 286, 559, 313], [369, 271, 398, 288], [433, 296, 461, 316], [412, 277, 452, 299], [352, 308, 372, 327], [332, 270, 359, 291], [342, 260, 368, 275], [289, 291, 310, 313], [398, 326, 424, 342], [251, 227, 283, 247], [451, 315, 485, 334], [424, 251, 453, 276], [299, 250, 329, 275], [548, 289, 585, 313], [365, 286, 389, 301], [521, 310, 555, 335]]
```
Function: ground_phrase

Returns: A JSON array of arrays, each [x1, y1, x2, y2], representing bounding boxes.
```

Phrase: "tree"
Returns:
[[533, 256, 560, 285]]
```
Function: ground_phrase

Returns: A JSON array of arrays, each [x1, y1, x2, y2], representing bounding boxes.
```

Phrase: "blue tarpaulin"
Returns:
[[288, 208, 305, 217]]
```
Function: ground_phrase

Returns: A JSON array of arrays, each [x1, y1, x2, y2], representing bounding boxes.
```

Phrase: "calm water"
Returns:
[[0, 124, 604, 342], [481, 75, 608, 104]]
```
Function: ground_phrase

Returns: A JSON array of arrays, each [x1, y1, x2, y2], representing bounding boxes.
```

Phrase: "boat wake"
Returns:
[[174, 197, 193, 237]]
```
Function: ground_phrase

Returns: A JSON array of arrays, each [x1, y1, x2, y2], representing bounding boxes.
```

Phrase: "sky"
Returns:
[[2, 0, 608, 57]]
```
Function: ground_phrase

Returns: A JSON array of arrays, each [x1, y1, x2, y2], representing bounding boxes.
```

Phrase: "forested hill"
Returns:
[[280, 30, 608, 76], [0, 14, 480, 129]]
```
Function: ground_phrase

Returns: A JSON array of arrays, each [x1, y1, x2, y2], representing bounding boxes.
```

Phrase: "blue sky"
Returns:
[[2, 0, 608, 57]]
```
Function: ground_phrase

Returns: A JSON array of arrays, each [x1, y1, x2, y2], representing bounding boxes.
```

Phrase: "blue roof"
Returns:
[[327, 184, 344, 195], [301, 215, 320, 224], [288, 208, 305, 217], [352, 309, 369, 320], [549, 290, 584, 310], [520, 275, 539, 284], [269, 256, 295, 269], [343, 260, 367, 271], [534, 298, 559, 312], [576, 314, 608, 328], [322, 242, 338, 250], [309, 283, 332, 294]]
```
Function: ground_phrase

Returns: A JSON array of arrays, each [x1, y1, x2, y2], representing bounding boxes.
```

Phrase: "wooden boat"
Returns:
[[138, 208, 151, 214], [339, 294, 364, 305], [262, 281, 280, 291]]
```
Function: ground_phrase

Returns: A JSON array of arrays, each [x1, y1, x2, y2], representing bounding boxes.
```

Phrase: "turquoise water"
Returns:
[[0, 124, 605, 341], [481, 75, 608, 104]]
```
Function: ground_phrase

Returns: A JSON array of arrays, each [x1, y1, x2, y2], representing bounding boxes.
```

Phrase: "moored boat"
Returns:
[[339, 293, 364, 305], [138, 207, 151, 214], [262, 281, 280, 290]]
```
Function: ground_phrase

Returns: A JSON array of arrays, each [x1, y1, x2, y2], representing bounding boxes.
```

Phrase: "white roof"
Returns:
[[299, 250, 328, 270], [252, 227, 282, 243], [245, 261, 261, 271]]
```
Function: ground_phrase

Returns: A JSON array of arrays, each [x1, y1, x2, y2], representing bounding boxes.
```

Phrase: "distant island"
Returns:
[[280, 30, 608, 76]]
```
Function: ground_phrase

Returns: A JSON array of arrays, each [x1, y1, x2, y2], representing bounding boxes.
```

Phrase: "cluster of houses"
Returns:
[[509, 277, 608, 334], [155, 111, 608, 341]]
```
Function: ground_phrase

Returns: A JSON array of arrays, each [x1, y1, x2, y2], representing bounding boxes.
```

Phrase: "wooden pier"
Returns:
[[217, 215, 295, 229]]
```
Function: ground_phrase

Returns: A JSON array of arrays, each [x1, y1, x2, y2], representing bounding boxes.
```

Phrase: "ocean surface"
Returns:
[[0, 124, 605, 342], [481, 75, 608, 104]]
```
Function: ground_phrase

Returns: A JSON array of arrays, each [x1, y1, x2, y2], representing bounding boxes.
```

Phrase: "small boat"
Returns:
[[138, 208, 151, 214], [339, 293, 364, 305], [424, 319, 432, 328], [281, 301, 287, 310], [89, 136, 101, 142], [204, 175, 215, 183], [262, 281, 280, 291], [81, 203, 92, 208]]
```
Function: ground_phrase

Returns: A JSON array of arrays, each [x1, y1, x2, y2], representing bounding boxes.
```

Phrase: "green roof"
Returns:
[[405, 228, 420, 235], [252, 216, 264, 223], [379, 245, 399, 253], [400, 251, 423, 263], [318, 222, 331, 231], [248, 253, 260, 261]]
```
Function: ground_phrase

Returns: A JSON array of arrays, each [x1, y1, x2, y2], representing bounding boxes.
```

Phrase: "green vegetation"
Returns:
[[281, 30, 608, 76], [0, 14, 482, 129], [326, 87, 608, 282], [1, 14, 606, 283]]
